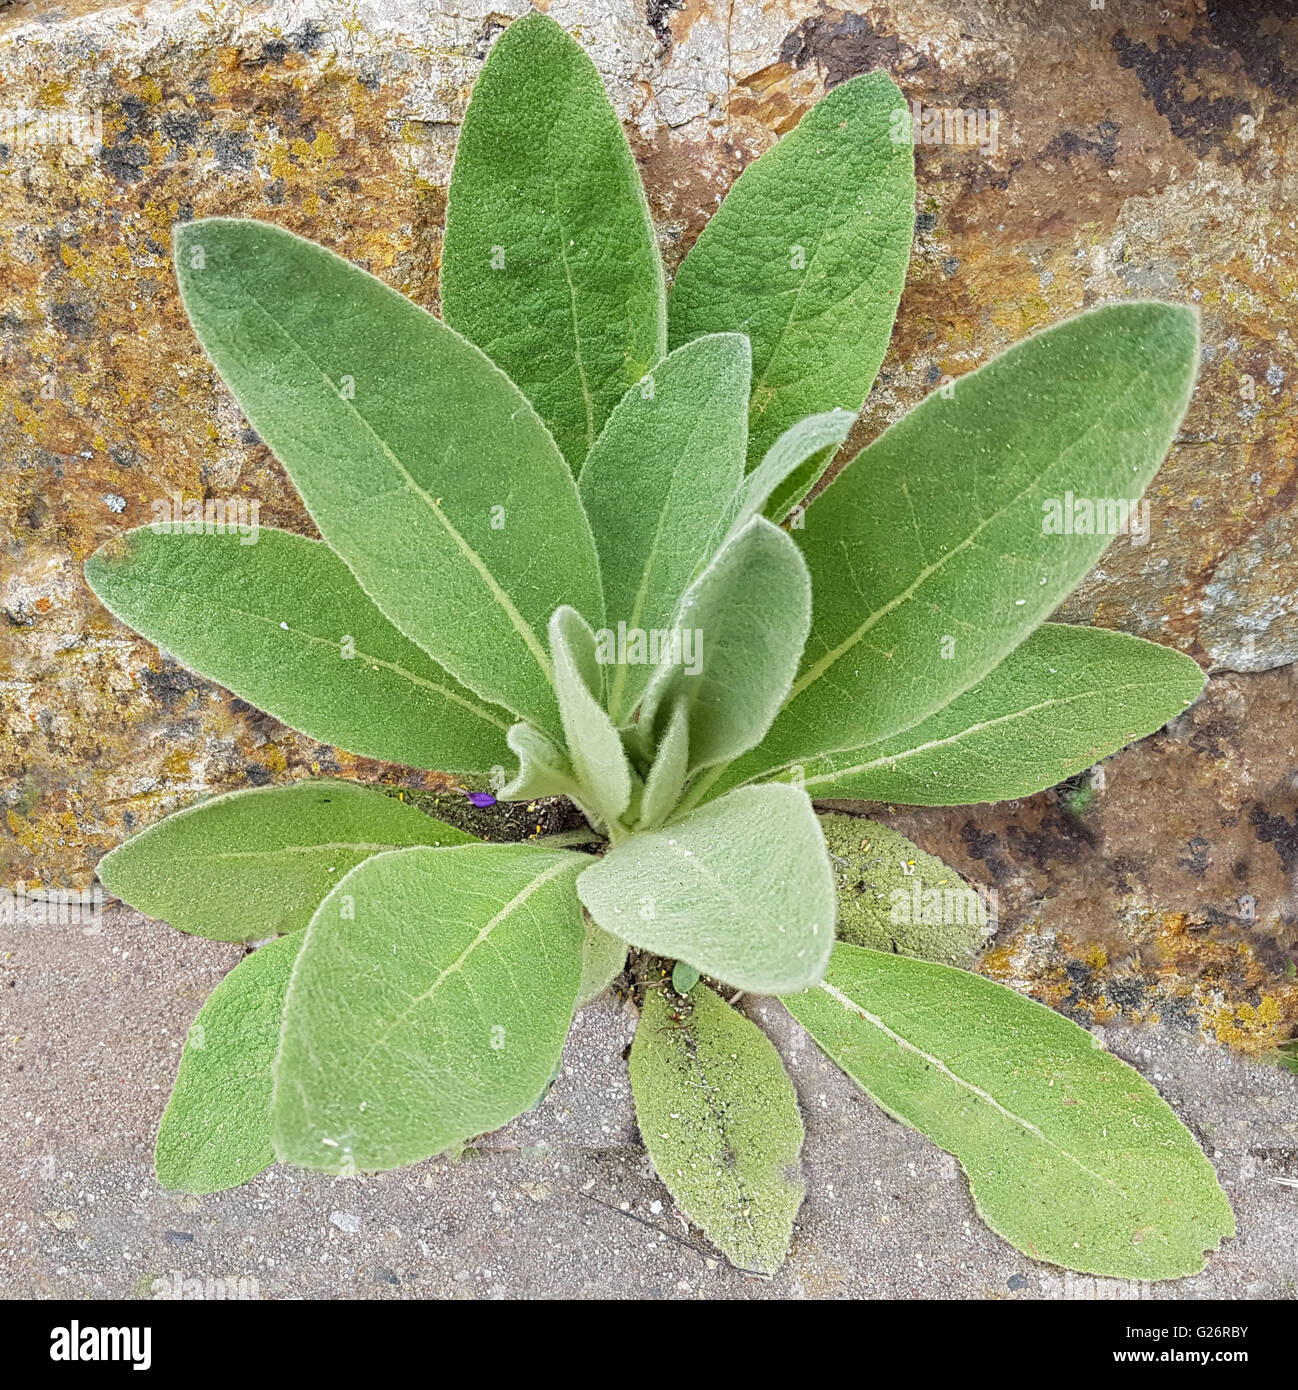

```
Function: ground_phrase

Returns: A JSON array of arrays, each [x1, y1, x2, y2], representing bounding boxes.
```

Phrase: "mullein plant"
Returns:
[[86, 12, 1233, 1277]]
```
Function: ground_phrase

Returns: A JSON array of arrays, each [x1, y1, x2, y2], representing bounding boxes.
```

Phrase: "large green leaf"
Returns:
[[97, 780, 473, 943], [783, 943, 1235, 1279], [631, 983, 805, 1274], [789, 624, 1206, 805], [668, 71, 914, 468], [577, 784, 834, 994], [636, 517, 810, 777], [709, 302, 1200, 793], [549, 606, 634, 831], [156, 932, 303, 1193], [85, 527, 512, 773], [172, 217, 601, 739], [578, 334, 749, 724], [441, 11, 665, 469], [271, 844, 585, 1172]]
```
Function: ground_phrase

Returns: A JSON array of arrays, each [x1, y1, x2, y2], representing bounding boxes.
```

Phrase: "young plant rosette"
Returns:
[[86, 12, 1233, 1278]]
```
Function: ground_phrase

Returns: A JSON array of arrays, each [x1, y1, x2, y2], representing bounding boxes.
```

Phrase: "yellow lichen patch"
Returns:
[[978, 944, 1016, 982], [985, 908, 1298, 1056], [1082, 942, 1109, 973], [161, 748, 193, 779], [1201, 992, 1292, 1056]]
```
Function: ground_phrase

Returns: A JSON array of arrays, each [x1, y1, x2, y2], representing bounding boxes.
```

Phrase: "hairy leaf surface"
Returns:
[[637, 517, 810, 776], [579, 334, 749, 723], [97, 780, 473, 943], [272, 844, 585, 1172], [637, 698, 690, 831], [500, 722, 583, 803], [717, 302, 1199, 788], [669, 71, 914, 467], [819, 814, 990, 969], [729, 408, 856, 532], [789, 624, 1206, 804], [86, 527, 513, 772], [156, 933, 303, 1193], [783, 944, 1234, 1278], [577, 784, 834, 993], [550, 606, 634, 830], [441, 11, 665, 468], [631, 984, 805, 1273], [173, 217, 601, 739], [577, 923, 627, 1006]]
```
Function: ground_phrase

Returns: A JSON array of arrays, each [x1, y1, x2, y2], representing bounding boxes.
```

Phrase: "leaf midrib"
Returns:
[[110, 565, 512, 734], [178, 841, 440, 862], [344, 853, 577, 1079], [799, 678, 1164, 788], [747, 133, 860, 404], [238, 289, 555, 688], [605, 377, 739, 722], [786, 358, 1159, 711], [816, 978, 1121, 1192]]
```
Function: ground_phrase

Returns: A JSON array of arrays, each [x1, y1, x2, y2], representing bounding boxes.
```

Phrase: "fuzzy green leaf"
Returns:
[[85, 527, 512, 773], [637, 698, 690, 831], [819, 814, 990, 969], [500, 722, 583, 803], [637, 517, 810, 776], [783, 943, 1235, 1279], [550, 606, 635, 830], [577, 784, 834, 994], [791, 624, 1206, 805], [671, 961, 701, 994], [730, 408, 856, 532], [715, 302, 1200, 789], [668, 71, 914, 468], [156, 932, 303, 1193], [577, 922, 627, 1006], [441, 11, 665, 469], [579, 334, 750, 724], [172, 217, 602, 740], [631, 983, 805, 1273], [271, 844, 585, 1172], [97, 780, 474, 943]]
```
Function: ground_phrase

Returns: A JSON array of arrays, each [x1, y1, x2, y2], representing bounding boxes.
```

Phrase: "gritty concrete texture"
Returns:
[[1, 0, 1297, 1299], [2, 899, 1296, 1299]]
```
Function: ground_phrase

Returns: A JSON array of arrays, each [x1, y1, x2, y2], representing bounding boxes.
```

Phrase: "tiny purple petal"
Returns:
[[463, 791, 497, 808]]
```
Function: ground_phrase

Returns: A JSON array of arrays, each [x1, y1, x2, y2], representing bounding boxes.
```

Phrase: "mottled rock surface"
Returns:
[[1, 0, 1296, 1295]]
